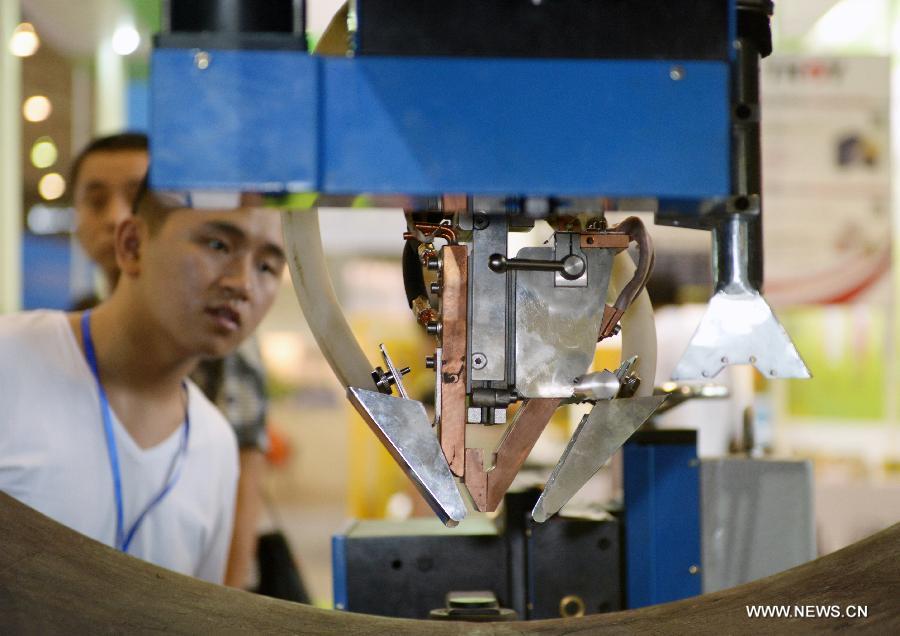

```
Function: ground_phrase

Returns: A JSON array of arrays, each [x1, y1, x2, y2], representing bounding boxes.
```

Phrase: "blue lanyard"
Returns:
[[80, 311, 190, 553]]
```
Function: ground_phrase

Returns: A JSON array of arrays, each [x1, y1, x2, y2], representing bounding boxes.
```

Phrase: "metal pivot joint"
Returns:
[[488, 253, 586, 281]]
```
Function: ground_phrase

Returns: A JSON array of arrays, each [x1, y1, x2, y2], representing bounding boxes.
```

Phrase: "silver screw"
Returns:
[[689, 564, 700, 575], [670, 66, 685, 81], [194, 50, 210, 70], [471, 353, 487, 370]]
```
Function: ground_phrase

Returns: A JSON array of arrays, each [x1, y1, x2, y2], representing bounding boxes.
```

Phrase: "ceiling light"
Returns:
[[111, 25, 140, 56], [31, 137, 58, 169], [23, 95, 52, 122], [38, 173, 66, 201], [9, 22, 40, 57]]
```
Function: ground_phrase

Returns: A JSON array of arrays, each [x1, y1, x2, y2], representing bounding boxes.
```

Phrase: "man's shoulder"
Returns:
[[0, 310, 69, 353], [0, 309, 67, 331]]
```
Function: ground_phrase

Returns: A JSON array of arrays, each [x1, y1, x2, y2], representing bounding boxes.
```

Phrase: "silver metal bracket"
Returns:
[[532, 394, 667, 523], [671, 289, 811, 380], [347, 387, 467, 527], [672, 215, 810, 381]]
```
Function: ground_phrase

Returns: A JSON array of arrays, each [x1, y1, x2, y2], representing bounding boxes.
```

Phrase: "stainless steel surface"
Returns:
[[469, 213, 509, 382], [572, 370, 620, 401], [555, 232, 589, 288], [701, 458, 815, 593], [672, 215, 810, 380], [514, 245, 613, 398], [347, 387, 467, 527], [655, 382, 729, 414], [532, 395, 667, 523], [379, 343, 410, 400]]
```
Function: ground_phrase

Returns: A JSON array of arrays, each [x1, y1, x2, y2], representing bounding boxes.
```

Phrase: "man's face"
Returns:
[[74, 149, 148, 281], [138, 207, 286, 358]]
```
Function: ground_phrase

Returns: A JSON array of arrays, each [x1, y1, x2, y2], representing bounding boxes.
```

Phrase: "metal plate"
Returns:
[[150, 48, 318, 192], [514, 246, 613, 397], [469, 215, 508, 382], [355, 0, 731, 61], [151, 52, 731, 198], [347, 388, 467, 526]]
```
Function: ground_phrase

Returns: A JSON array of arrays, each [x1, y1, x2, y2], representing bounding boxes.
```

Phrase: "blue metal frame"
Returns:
[[623, 432, 702, 608], [150, 51, 731, 200], [151, 49, 320, 193], [331, 533, 348, 610]]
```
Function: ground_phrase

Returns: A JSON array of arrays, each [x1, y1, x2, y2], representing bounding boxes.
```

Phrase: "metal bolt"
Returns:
[[425, 355, 436, 369], [426, 322, 442, 336], [430, 282, 442, 295], [471, 353, 487, 370], [670, 66, 684, 81], [689, 565, 700, 575], [473, 213, 490, 230], [194, 50, 210, 70], [426, 256, 442, 272]]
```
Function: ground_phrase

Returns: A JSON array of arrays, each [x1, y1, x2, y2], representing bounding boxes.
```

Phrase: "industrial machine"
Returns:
[[149, 0, 812, 620]]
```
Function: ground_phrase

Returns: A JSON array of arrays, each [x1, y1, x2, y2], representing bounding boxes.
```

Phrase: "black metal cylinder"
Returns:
[[168, 0, 301, 33], [730, 36, 764, 291]]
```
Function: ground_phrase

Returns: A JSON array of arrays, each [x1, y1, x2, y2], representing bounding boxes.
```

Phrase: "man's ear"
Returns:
[[115, 217, 145, 277]]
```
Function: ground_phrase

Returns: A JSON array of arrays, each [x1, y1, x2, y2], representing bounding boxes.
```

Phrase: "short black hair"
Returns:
[[70, 132, 149, 187], [131, 174, 183, 235]]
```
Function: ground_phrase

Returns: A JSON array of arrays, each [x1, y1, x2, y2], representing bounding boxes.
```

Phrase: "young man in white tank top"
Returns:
[[0, 184, 286, 583]]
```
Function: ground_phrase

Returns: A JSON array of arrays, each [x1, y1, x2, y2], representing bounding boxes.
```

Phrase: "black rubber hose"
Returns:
[[402, 239, 428, 309]]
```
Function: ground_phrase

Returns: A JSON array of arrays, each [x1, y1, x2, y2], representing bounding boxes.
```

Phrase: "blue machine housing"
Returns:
[[150, 51, 732, 202], [624, 430, 702, 608]]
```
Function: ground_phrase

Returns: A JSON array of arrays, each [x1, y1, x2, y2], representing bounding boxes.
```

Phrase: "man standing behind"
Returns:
[[69, 134, 271, 589], [0, 184, 287, 584], [70, 133, 149, 298]]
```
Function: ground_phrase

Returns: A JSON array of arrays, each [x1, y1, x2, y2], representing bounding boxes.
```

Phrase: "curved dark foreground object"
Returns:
[[1, 492, 897, 634]]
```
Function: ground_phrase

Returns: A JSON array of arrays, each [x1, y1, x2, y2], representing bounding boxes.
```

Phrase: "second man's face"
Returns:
[[74, 149, 148, 283]]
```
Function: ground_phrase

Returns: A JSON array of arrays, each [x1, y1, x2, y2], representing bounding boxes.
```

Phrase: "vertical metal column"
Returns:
[[0, 0, 23, 314]]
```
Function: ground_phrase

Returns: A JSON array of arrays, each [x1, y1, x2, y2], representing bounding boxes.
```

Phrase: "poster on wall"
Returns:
[[760, 54, 891, 306], [761, 55, 892, 423]]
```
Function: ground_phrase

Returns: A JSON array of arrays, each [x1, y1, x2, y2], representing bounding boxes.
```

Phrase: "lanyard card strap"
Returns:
[[80, 311, 191, 553]]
